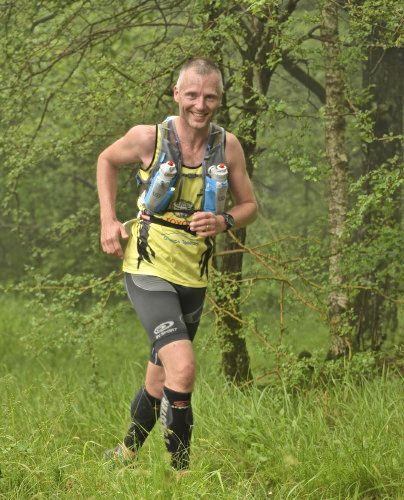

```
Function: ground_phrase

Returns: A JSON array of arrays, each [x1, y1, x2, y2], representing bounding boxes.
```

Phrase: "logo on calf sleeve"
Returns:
[[173, 400, 190, 409], [154, 321, 177, 339], [160, 396, 172, 446]]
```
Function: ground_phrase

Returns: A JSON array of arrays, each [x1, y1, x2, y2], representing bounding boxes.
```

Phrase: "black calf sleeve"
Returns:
[[160, 386, 193, 470], [123, 388, 161, 451]]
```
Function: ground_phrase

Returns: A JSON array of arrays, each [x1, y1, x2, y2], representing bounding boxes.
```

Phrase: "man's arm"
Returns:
[[189, 132, 257, 236], [220, 132, 257, 230], [97, 125, 155, 258]]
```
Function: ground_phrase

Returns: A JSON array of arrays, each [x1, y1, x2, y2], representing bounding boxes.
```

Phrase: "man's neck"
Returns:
[[174, 117, 210, 150]]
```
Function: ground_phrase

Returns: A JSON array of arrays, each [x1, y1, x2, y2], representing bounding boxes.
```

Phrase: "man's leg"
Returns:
[[155, 283, 205, 469], [122, 273, 190, 460], [123, 273, 205, 468], [158, 339, 195, 470], [122, 362, 165, 454]]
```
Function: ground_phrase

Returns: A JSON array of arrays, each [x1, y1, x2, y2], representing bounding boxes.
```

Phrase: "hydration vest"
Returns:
[[136, 117, 226, 215]]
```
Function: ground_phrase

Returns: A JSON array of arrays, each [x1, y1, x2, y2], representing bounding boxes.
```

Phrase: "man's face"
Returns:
[[174, 69, 222, 130]]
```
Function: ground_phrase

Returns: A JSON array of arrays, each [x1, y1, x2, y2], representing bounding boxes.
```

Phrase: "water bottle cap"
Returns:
[[217, 163, 226, 169]]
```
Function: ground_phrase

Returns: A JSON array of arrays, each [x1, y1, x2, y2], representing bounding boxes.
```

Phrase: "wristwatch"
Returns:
[[222, 212, 235, 232]]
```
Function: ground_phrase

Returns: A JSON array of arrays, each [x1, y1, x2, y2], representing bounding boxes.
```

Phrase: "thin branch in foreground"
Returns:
[[206, 293, 277, 353]]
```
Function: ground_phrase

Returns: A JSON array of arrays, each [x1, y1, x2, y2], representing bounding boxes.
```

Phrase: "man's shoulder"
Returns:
[[224, 130, 245, 168], [126, 124, 156, 144], [124, 124, 156, 159], [224, 130, 242, 149]]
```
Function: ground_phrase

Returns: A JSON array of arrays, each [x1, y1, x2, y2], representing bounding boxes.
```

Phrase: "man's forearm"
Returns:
[[227, 201, 257, 230], [97, 154, 119, 222], [214, 201, 257, 234]]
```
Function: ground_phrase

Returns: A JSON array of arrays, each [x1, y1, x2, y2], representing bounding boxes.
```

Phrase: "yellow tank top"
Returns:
[[122, 163, 213, 287]]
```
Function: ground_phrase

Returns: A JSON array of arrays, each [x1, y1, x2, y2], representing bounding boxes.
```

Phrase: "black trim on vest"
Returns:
[[141, 125, 158, 172], [137, 221, 156, 268], [199, 237, 213, 278]]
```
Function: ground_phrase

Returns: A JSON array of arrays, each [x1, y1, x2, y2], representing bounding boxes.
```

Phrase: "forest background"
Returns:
[[1, 0, 403, 498]]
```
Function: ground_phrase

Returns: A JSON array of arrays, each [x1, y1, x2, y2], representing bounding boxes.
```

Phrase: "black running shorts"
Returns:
[[124, 273, 206, 365]]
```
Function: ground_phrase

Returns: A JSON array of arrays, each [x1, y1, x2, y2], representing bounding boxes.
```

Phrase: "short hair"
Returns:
[[176, 58, 223, 95]]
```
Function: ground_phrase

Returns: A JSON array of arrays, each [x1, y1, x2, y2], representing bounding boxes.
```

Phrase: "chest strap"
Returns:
[[148, 214, 196, 236]]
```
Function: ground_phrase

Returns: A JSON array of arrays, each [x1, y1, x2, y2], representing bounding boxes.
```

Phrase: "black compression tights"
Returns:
[[123, 386, 193, 470], [123, 388, 161, 451], [160, 386, 193, 470]]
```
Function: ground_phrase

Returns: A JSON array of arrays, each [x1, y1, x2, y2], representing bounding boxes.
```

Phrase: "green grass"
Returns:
[[0, 298, 403, 499]]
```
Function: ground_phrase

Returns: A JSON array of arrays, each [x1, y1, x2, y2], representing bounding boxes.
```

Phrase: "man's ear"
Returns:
[[173, 86, 179, 103]]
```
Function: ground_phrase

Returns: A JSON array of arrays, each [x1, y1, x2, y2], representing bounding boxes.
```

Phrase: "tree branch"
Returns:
[[279, 0, 302, 23], [281, 56, 326, 104]]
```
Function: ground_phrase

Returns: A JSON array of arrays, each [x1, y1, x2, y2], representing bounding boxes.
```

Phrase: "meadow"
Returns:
[[1, 297, 403, 499]]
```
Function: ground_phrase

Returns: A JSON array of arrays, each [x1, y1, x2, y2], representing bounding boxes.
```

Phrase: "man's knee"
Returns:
[[163, 359, 195, 392], [170, 360, 195, 386], [157, 339, 195, 391], [145, 362, 166, 398]]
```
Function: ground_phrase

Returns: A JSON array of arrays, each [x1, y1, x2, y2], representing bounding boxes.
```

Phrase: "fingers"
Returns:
[[120, 225, 129, 240], [189, 212, 221, 237], [137, 209, 150, 222], [102, 235, 124, 259], [100, 221, 126, 259]]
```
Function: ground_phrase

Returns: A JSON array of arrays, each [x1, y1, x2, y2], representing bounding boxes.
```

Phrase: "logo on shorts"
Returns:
[[154, 321, 177, 339]]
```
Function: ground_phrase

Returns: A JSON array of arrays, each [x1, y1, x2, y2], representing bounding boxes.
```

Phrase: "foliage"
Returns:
[[1, 3, 402, 497], [0, 0, 402, 369], [6, 271, 124, 378]]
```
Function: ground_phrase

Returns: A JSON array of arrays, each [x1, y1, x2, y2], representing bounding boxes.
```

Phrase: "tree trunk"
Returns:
[[204, 5, 254, 384], [353, 46, 403, 350], [216, 14, 278, 382], [321, 1, 350, 358], [218, 226, 253, 382], [216, 66, 258, 384], [206, 5, 296, 382]]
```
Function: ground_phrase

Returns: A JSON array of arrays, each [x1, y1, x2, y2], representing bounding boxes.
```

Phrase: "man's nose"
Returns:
[[194, 96, 205, 110]]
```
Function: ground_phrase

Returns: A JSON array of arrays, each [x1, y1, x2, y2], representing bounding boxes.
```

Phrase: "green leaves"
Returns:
[[1, 0, 402, 364]]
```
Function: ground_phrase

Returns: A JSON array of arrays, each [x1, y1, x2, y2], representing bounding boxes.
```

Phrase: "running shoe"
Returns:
[[104, 443, 136, 466]]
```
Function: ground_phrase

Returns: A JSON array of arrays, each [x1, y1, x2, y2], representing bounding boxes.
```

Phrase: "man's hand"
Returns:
[[100, 219, 129, 259], [189, 212, 226, 237]]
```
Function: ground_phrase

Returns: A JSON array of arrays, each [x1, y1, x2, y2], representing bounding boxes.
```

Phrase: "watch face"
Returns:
[[224, 213, 234, 229]]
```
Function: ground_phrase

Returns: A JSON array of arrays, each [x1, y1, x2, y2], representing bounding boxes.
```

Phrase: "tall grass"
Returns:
[[1, 298, 403, 499]]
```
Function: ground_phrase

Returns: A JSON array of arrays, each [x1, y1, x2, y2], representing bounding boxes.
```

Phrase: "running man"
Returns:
[[97, 58, 257, 470]]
